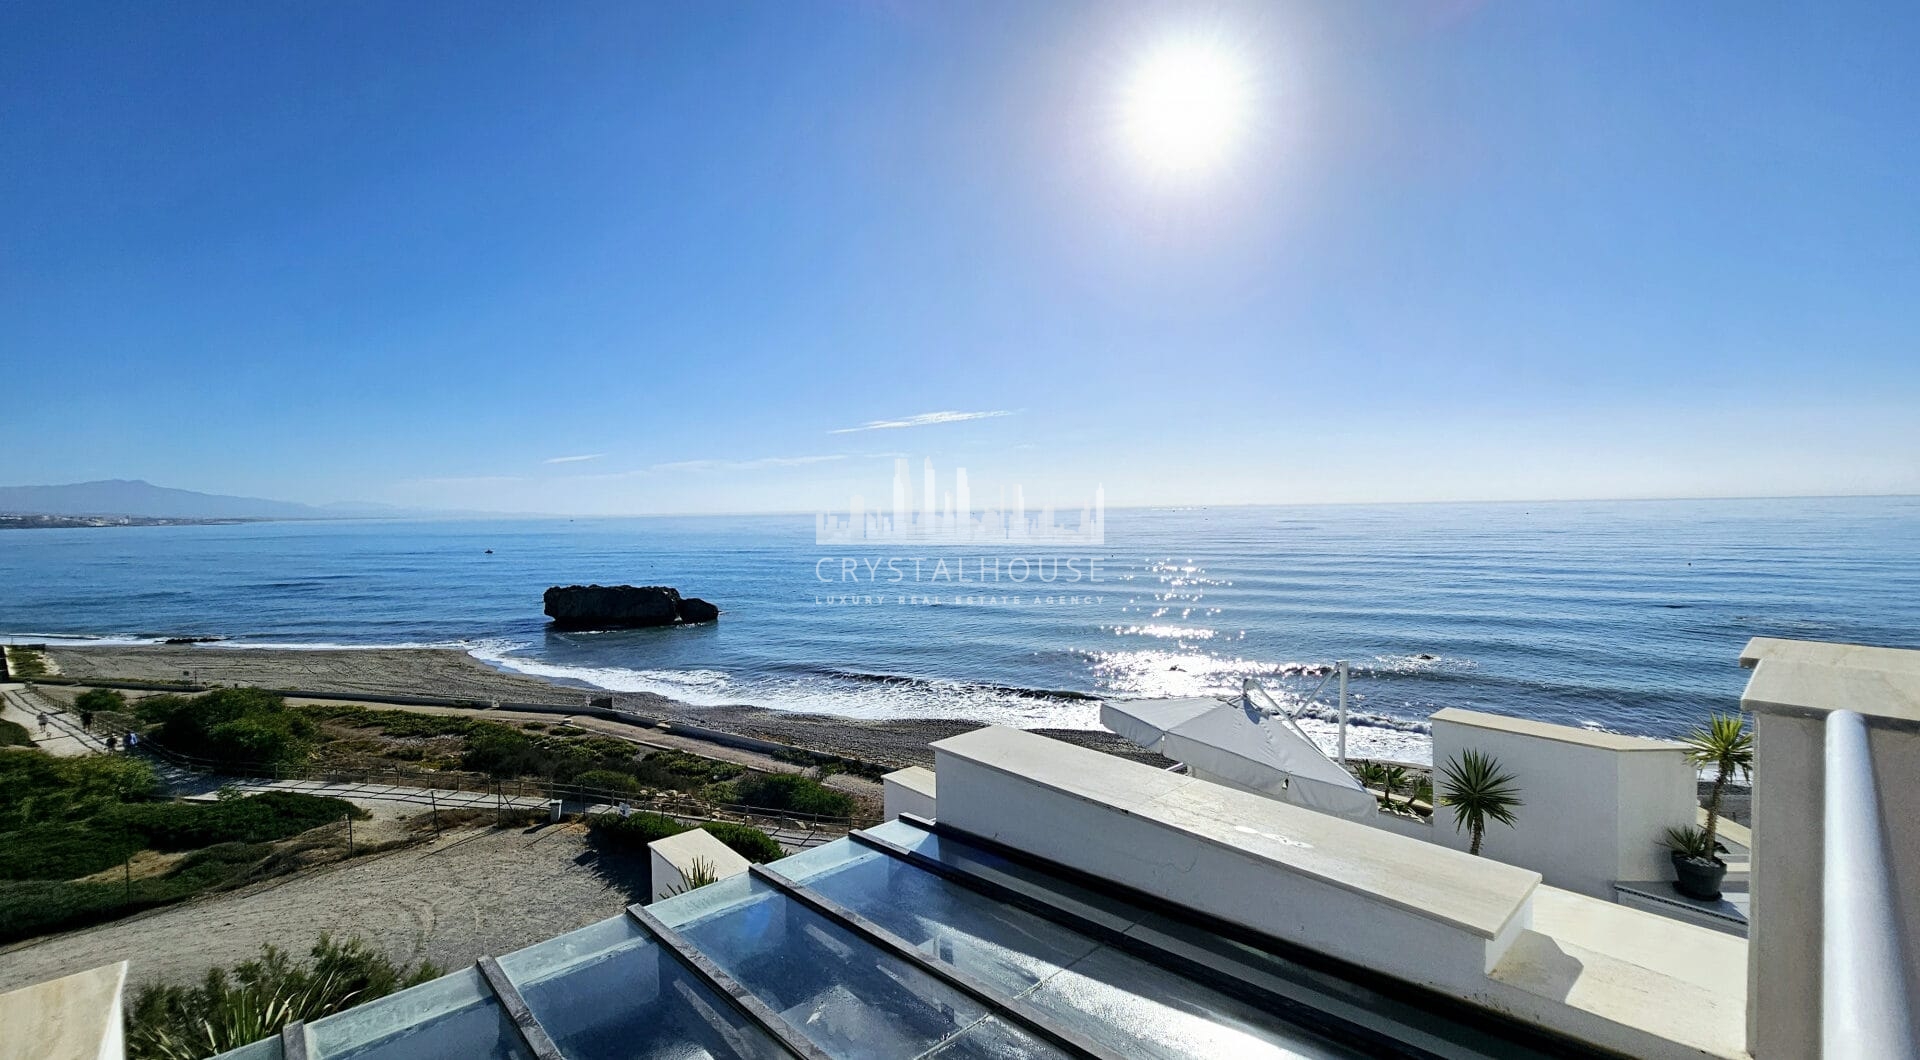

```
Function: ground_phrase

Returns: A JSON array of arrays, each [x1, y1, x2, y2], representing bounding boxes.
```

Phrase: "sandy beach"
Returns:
[[42, 644, 1166, 769]]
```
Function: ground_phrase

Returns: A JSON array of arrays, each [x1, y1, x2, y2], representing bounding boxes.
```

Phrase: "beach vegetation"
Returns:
[[103, 791, 365, 851], [0, 750, 159, 828], [573, 768, 643, 794], [128, 935, 441, 1060], [136, 688, 316, 771], [721, 772, 855, 819], [1681, 712, 1752, 864], [75, 687, 129, 714], [587, 811, 784, 863], [5, 646, 50, 679], [0, 748, 365, 943], [1438, 750, 1522, 856], [589, 809, 694, 846], [698, 821, 785, 863], [0, 841, 273, 944]]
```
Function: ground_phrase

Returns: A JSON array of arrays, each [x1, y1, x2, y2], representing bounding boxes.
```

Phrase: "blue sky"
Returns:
[[2, 2, 1915, 514]]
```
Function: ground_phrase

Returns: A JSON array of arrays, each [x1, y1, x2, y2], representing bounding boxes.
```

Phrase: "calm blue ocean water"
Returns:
[[4, 497, 1917, 762]]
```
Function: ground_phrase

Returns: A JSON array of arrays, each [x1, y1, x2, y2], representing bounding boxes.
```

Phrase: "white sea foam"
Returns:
[[468, 645, 1105, 730]]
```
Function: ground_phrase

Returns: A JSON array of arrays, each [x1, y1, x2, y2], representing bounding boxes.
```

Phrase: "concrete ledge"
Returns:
[[1740, 657, 1920, 728], [931, 726, 1539, 993], [1488, 888, 1749, 1059], [1431, 707, 1685, 752], [881, 766, 936, 821], [647, 829, 751, 902], [0, 960, 127, 1060]]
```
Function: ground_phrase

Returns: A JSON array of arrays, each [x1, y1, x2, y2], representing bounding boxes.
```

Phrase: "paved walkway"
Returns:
[[1, 685, 109, 757]]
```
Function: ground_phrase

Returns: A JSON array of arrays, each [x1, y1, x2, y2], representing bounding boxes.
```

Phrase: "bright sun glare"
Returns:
[[1118, 36, 1254, 183]]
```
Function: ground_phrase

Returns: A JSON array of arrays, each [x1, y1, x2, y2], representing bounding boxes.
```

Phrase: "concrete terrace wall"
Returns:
[[881, 766, 936, 821], [1430, 708, 1696, 899], [931, 725, 1750, 1059], [933, 726, 1541, 997]]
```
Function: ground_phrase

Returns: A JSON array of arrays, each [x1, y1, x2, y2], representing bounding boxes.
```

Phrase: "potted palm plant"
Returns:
[[1668, 712, 1752, 900], [1438, 750, 1522, 855]]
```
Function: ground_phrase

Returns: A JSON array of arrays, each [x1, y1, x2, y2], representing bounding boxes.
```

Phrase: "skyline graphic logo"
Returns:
[[815, 457, 1104, 546]]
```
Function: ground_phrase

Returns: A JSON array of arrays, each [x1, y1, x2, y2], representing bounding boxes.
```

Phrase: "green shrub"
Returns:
[[75, 687, 128, 714], [587, 810, 688, 848], [299, 705, 476, 739], [5, 647, 49, 678], [0, 844, 271, 945], [699, 822, 783, 863], [635, 751, 744, 789], [137, 688, 315, 770], [725, 773, 854, 819], [573, 769, 642, 795], [103, 792, 363, 852], [461, 723, 642, 783], [128, 935, 442, 1060], [0, 718, 31, 747], [0, 751, 159, 830], [0, 823, 146, 881]]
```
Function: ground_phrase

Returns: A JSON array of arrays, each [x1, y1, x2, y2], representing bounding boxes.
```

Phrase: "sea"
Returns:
[[3, 496, 1917, 764]]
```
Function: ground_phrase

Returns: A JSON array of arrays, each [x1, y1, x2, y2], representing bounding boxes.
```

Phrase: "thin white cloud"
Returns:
[[544, 453, 605, 464], [648, 454, 848, 473], [829, 410, 1014, 434]]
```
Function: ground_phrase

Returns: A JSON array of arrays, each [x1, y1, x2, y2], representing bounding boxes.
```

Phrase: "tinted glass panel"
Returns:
[[501, 916, 786, 1060], [1026, 944, 1362, 1060], [799, 846, 1099, 996], [672, 877, 1067, 1060], [306, 967, 529, 1060], [209, 1037, 283, 1060]]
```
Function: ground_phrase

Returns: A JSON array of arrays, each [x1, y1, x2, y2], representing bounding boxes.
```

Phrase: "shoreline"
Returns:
[[35, 643, 1168, 769]]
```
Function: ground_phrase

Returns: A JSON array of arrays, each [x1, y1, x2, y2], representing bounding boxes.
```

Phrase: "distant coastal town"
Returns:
[[0, 514, 256, 530]]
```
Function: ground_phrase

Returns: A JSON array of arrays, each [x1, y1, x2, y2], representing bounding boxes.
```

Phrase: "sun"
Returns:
[[1117, 36, 1255, 183]]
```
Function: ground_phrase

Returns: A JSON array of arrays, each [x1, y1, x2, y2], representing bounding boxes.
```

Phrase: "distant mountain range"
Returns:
[[0, 480, 440, 520]]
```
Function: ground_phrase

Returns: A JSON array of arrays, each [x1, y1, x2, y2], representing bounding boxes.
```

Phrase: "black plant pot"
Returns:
[[1671, 851, 1726, 901]]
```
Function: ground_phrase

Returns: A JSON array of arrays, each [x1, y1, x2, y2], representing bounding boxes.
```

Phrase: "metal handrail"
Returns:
[[1821, 709, 1918, 1058]]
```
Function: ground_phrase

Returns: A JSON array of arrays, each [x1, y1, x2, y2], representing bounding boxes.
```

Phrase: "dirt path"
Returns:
[[0, 823, 651, 995]]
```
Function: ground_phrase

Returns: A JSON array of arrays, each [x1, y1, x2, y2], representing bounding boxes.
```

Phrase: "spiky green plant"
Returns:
[[1381, 765, 1410, 812], [1681, 712, 1752, 863], [128, 936, 439, 1060], [1353, 761, 1388, 807], [1438, 750, 1522, 856], [666, 856, 722, 896]]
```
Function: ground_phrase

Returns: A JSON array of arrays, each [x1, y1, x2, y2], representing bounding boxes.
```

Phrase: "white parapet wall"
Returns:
[[933, 725, 1539, 994], [1429, 708, 1697, 900], [647, 828, 752, 903], [932, 725, 1749, 1059], [0, 960, 127, 1060], [882, 766, 936, 821]]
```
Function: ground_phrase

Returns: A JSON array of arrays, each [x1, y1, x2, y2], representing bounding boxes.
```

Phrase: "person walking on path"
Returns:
[[80, 709, 94, 732], [127, 731, 139, 751], [37, 712, 48, 736], [105, 734, 118, 752]]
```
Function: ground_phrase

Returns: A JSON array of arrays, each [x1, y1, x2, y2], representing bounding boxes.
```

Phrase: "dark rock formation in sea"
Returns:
[[543, 584, 720, 630], [675, 597, 720, 624]]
